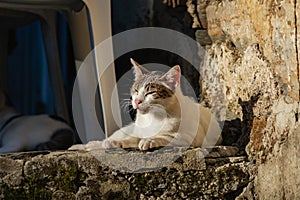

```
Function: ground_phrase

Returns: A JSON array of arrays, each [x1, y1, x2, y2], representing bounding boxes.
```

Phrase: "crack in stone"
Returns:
[[192, 0, 203, 29], [295, 0, 300, 102]]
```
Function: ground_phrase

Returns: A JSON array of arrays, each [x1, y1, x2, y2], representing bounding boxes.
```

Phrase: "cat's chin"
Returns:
[[137, 108, 149, 115]]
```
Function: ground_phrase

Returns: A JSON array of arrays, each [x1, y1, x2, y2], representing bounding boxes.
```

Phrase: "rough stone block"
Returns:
[[0, 146, 249, 199]]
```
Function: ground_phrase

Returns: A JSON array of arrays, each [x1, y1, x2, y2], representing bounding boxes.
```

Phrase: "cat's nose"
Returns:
[[135, 99, 143, 105]]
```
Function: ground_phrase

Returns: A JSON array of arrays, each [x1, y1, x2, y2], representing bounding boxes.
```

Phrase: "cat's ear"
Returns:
[[160, 65, 181, 90], [130, 58, 149, 80]]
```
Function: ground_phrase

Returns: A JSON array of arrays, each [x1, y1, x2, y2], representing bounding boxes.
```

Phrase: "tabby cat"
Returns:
[[69, 59, 222, 151], [0, 91, 75, 153]]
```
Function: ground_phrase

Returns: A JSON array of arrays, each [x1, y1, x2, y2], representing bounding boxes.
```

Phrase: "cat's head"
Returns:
[[130, 58, 181, 115]]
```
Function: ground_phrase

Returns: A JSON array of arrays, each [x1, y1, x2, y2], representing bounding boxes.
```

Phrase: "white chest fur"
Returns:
[[134, 112, 165, 138], [133, 107, 180, 139]]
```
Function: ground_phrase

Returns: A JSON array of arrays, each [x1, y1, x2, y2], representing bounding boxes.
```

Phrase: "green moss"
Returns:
[[31, 188, 52, 200], [57, 165, 78, 192], [133, 174, 147, 186], [22, 164, 78, 199], [1, 185, 27, 200], [19, 163, 86, 199], [77, 172, 87, 182], [23, 176, 51, 200], [56, 164, 88, 193], [1, 181, 52, 200]]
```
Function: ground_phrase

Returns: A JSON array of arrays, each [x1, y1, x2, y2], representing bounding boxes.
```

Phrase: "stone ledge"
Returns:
[[0, 146, 250, 199]]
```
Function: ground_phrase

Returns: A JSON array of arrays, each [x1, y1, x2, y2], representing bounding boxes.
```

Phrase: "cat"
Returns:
[[0, 91, 76, 153], [69, 58, 222, 151]]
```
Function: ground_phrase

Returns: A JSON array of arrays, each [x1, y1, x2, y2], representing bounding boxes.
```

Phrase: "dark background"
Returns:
[[5, 0, 199, 125]]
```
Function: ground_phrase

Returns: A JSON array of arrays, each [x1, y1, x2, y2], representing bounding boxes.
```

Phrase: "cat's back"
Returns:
[[178, 95, 221, 146], [197, 104, 222, 146]]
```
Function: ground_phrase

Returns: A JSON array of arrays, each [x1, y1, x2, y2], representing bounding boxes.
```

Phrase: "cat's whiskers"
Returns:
[[120, 98, 133, 113], [120, 98, 131, 104], [126, 106, 134, 113]]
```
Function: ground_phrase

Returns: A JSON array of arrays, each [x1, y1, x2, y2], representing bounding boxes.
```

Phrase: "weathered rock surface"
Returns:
[[0, 146, 249, 199], [195, 0, 300, 199], [1, 0, 299, 199]]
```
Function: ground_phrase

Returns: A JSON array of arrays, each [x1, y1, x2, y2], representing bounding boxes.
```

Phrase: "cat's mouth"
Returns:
[[136, 104, 165, 115], [132, 101, 149, 114], [134, 103, 151, 114], [136, 106, 150, 114]]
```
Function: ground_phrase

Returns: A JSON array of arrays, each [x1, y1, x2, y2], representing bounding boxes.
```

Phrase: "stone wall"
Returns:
[[1, 0, 299, 199], [0, 147, 249, 199], [186, 0, 300, 198]]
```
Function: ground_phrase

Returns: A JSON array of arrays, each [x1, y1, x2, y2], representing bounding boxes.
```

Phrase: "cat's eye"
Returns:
[[145, 91, 155, 96]]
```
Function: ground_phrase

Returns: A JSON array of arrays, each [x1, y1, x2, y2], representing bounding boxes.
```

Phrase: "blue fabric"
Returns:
[[7, 14, 70, 115]]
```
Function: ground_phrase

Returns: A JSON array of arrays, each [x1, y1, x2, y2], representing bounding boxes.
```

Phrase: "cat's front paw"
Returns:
[[103, 139, 127, 149], [84, 140, 104, 151], [68, 144, 86, 151], [68, 140, 114, 151], [68, 141, 104, 151], [138, 138, 169, 150]]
